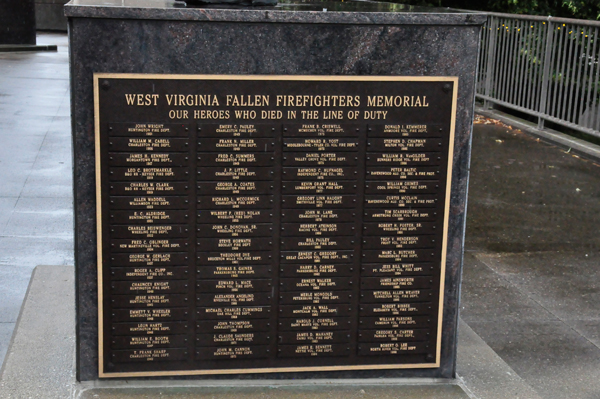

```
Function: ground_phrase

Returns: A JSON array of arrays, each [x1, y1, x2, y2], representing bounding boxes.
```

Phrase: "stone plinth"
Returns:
[[0, 0, 36, 45], [65, 0, 485, 382]]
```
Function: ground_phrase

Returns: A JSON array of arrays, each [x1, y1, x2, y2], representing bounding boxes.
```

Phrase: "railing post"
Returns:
[[538, 17, 555, 130], [484, 16, 498, 109]]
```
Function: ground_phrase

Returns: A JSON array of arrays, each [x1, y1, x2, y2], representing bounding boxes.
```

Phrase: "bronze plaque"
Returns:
[[95, 74, 457, 377]]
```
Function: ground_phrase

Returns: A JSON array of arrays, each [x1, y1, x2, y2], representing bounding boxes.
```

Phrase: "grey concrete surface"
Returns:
[[1, 265, 541, 399], [0, 31, 600, 399], [0, 32, 72, 367], [456, 320, 543, 399], [476, 106, 600, 164], [462, 122, 600, 399], [0, 266, 75, 398]]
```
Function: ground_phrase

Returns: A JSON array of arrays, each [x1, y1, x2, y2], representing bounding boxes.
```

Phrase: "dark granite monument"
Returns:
[[66, 0, 485, 381], [0, 0, 36, 45], [36, 0, 69, 31]]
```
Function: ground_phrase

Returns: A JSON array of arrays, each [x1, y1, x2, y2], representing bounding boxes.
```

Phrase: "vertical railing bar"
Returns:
[[507, 20, 518, 104], [494, 17, 505, 101], [521, 19, 533, 110], [484, 17, 498, 105], [574, 25, 589, 124], [503, 18, 515, 102], [477, 19, 487, 97], [583, 27, 598, 129], [476, 19, 484, 94], [489, 18, 499, 101], [496, 18, 507, 101], [538, 19, 554, 129], [518, 19, 530, 108], [567, 24, 582, 122], [477, 19, 484, 94], [557, 24, 575, 121], [497, 20, 508, 100], [564, 24, 577, 122], [480, 17, 490, 96], [518, 19, 529, 107], [591, 28, 600, 130], [534, 21, 547, 111], [561, 23, 576, 121], [552, 23, 566, 118], [531, 21, 546, 111], [514, 19, 524, 106], [525, 19, 537, 111], [549, 23, 561, 117], [506, 21, 517, 103]]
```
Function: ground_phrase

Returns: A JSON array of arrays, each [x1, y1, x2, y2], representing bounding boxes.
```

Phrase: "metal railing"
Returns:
[[477, 12, 600, 139]]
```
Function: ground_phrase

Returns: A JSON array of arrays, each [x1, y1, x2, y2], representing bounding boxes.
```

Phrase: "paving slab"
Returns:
[[0, 198, 18, 235], [1, 266, 547, 399], [466, 319, 600, 399], [460, 253, 557, 322], [465, 124, 600, 254], [0, 266, 34, 322], [78, 384, 471, 399], [0, 236, 74, 267], [0, 134, 46, 163], [456, 320, 543, 399], [474, 252, 600, 322], [0, 164, 32, 197], [0, 266, 76, 399], [2, 197, 73, 238], [0, 324, 14, 372]]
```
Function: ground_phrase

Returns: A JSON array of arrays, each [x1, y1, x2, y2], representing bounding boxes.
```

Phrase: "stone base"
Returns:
[[35, 0, 68, 31], [0, 44, 57, 52], [0, 266, 542, 399]]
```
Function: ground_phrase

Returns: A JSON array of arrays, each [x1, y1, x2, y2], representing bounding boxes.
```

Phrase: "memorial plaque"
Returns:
[[197, 182, 274, 195], [283, 152, 359, 166], [110, 210, 189, 225], [365, 152, 440, 166], [278, 331, 350, 344], [281, 181, 357, 195], [111, 334, 188, 349], [108, 137, 190, 152], [197, 195, 274, 209], [357, 329, 429, 342], [198, 124, 276, 138], [110, 266, 189, 281], [197, 153, 274, 166], [196, 306, 271, 320], [196, 265, 272, 279], [367, 124, 444, 137], [95, 75, 457, 377], [111, 308, 189, 322], [109, 182, 190, 196], [197, 209, 272, 224], [196, 332, 271, 346], [278, 344, 351, 358], [197, 319, 271, 333]]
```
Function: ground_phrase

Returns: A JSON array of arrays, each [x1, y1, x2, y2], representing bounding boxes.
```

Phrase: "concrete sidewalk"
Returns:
[[462, 121, 600, 399], [0, 32, 73, 365], [1, 32, 599, 399]]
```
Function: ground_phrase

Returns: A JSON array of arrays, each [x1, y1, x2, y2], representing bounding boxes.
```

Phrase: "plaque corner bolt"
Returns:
[[101, 80, 110, 90]]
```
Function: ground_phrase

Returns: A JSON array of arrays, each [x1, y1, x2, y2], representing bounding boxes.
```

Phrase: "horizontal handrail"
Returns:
[[476, 11, 600, 139]]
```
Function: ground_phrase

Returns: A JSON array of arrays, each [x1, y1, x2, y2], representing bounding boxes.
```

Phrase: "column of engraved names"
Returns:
[[106, 123, 192, 367], [360, 124, 444, 361], [195, 124, 277, 362], [278, 124, 360, 359]]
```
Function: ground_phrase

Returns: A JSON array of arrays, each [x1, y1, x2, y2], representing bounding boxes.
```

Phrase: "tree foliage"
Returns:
[[396, 0, 600, 20]]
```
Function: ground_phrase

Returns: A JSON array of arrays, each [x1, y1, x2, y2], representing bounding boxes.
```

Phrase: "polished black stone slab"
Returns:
[[0, 0, 36, 45], [68, 0, 483, 381]]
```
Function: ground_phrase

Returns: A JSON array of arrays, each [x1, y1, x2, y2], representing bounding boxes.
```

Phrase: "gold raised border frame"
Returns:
[[93, 73, 459, 378]]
